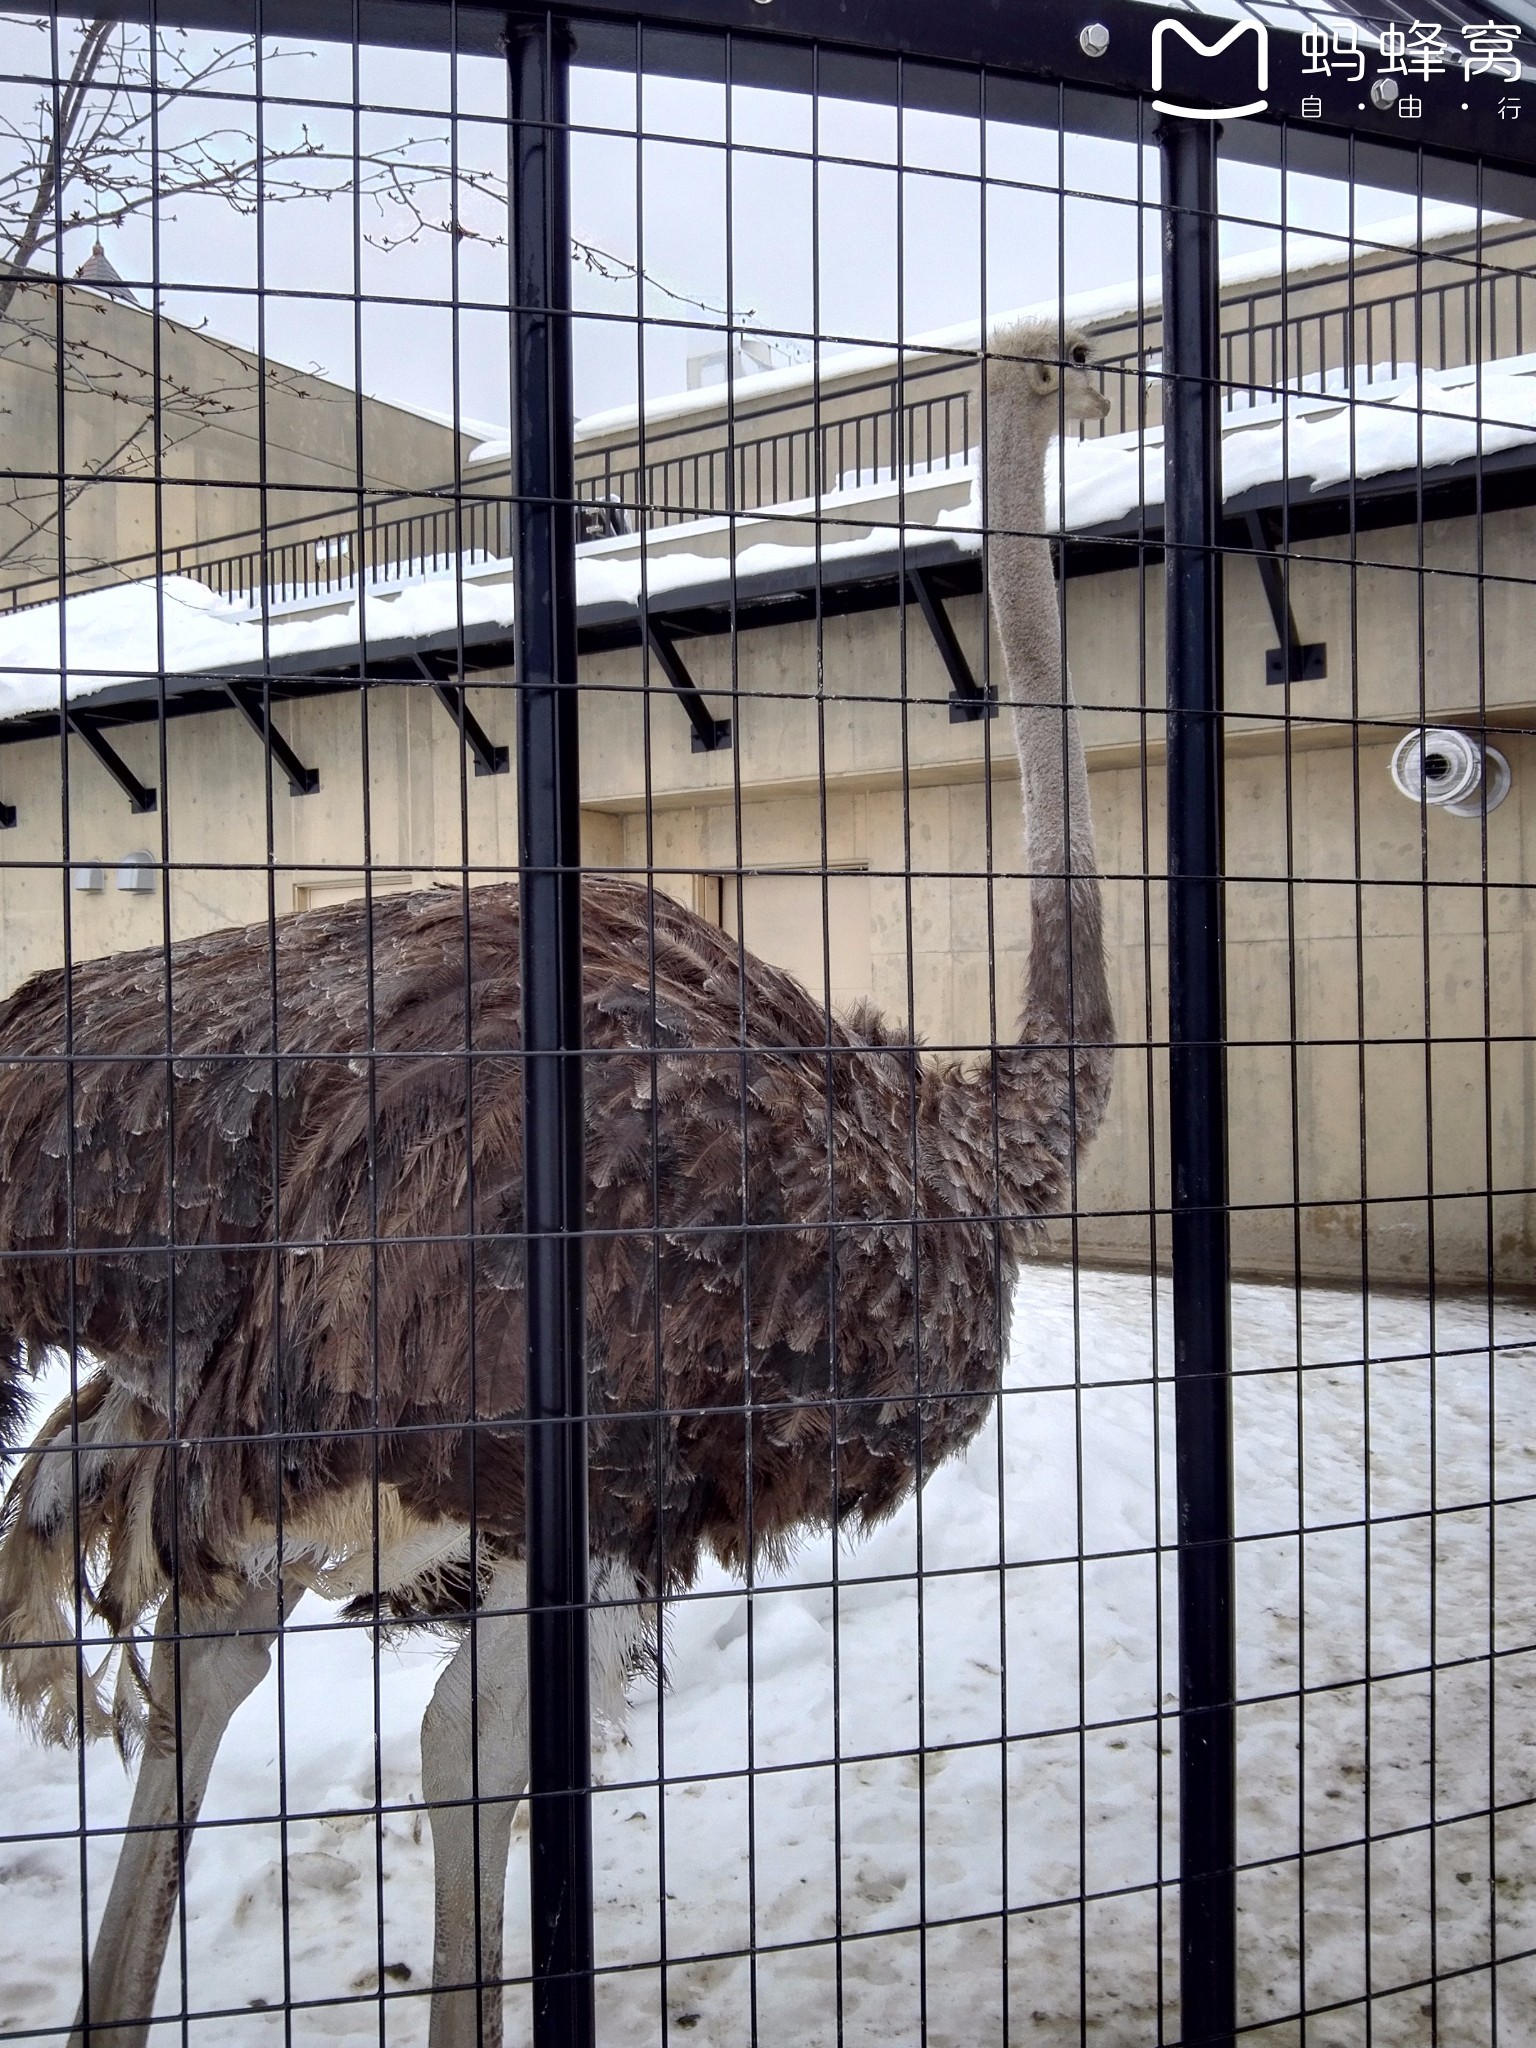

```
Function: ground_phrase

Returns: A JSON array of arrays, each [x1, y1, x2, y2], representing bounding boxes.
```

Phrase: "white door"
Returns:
[[718, 869, 872, 1015], [292, 876, 413, 913]]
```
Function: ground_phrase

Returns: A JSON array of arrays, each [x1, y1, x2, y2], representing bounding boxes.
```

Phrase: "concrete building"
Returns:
[[0, 205, 1532, 1292], [0, 263, 475, 609]]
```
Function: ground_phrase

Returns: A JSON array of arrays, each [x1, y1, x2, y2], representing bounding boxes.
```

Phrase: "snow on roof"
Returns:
[[0, 513, 958, 723], [1054, 354, 1536, 528], [4, 351, 1536, 725], [540, 202, 1508, 458]]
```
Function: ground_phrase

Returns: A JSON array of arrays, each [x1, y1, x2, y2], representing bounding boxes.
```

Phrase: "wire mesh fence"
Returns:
[[0, 6, 1534, 2045]]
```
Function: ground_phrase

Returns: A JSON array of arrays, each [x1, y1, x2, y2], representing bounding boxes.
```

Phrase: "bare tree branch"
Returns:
[[0, 15, 747, 599], [0, 16, 737, 313], [0, 15, 114, 319]]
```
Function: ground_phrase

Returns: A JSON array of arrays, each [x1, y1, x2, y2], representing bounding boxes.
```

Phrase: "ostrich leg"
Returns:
[[71, 1577, 299, 2048], [423, 1561, 529, 2048]]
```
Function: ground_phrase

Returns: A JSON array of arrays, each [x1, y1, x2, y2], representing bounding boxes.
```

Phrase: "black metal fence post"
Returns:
[[1159, 116, 1236, 2048], [510, 15, 595, 2048]]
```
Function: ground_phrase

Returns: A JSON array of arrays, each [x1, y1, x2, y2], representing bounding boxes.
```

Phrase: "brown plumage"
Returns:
[[0, 322, 1114, 2046]]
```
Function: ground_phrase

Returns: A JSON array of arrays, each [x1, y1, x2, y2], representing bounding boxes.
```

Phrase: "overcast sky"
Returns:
[[0, 18, 1450, 435]]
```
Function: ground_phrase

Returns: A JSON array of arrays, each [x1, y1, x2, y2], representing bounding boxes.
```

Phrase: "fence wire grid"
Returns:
[[0, 7, 1533, 2048]]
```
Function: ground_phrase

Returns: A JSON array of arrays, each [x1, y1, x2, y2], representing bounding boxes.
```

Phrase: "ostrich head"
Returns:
[[985, 320, 1111, 428]]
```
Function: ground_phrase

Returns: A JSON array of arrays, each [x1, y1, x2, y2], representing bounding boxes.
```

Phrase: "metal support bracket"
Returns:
[[223, 683, 320, 795], [412, 656, 509, 774], [1246, 511, 1326, 685], [646, 617, 731, 752], [68, 713, 156, 813], [909, 567, 996, 722]]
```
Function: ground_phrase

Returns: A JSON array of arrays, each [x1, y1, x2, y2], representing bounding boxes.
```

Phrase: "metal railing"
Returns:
[[0, 484, 505, 616], [571, 368, 973, 529], [0, 381, 976, 615], [1089, 231, 1536, 434], [192, 494, 515, 609], [4, 231, 1533, 617]]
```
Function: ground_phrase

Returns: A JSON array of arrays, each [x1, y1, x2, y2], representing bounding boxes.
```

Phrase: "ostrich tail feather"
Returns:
[[0, 1335, 30, 1469], [0, 1376, 164, 1752]]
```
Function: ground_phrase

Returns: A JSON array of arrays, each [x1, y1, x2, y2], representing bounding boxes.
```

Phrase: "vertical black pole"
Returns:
[[510, 16, 594, 2048], [1159, 118, 1236, 2048]]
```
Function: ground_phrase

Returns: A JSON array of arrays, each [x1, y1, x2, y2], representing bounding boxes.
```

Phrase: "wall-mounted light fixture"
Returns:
[[115, 851, 157, 894], [1390, 728, 1511, 818]]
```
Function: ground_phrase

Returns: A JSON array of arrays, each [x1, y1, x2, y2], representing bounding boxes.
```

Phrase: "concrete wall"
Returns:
[[1, 498, 1532, 1291], [0, 277, 474, 604], [0, 677, 523, 986], [570, 507, 1536, 1292]]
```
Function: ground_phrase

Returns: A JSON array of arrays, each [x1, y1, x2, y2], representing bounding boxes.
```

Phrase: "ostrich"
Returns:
[[0, 321, 1113, 2046]]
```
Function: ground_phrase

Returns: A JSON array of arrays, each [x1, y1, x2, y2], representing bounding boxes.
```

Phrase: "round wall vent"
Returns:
[[1390, 728, 1511, 818]]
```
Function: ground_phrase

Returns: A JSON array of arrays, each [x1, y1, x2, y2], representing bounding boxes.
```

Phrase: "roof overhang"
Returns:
[[4, 436, 1534, 748]]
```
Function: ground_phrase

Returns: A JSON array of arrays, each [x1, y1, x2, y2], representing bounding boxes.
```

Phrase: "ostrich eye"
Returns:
[[1070, 344, 1088, 366]]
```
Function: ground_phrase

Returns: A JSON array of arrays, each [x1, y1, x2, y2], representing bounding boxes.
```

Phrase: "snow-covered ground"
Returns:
[[4, 1264, 1534, 2045]]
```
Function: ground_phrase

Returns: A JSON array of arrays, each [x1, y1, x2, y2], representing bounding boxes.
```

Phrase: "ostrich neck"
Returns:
[[981, 396, 1114, 1174], [986, 403, 1099, 907]]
